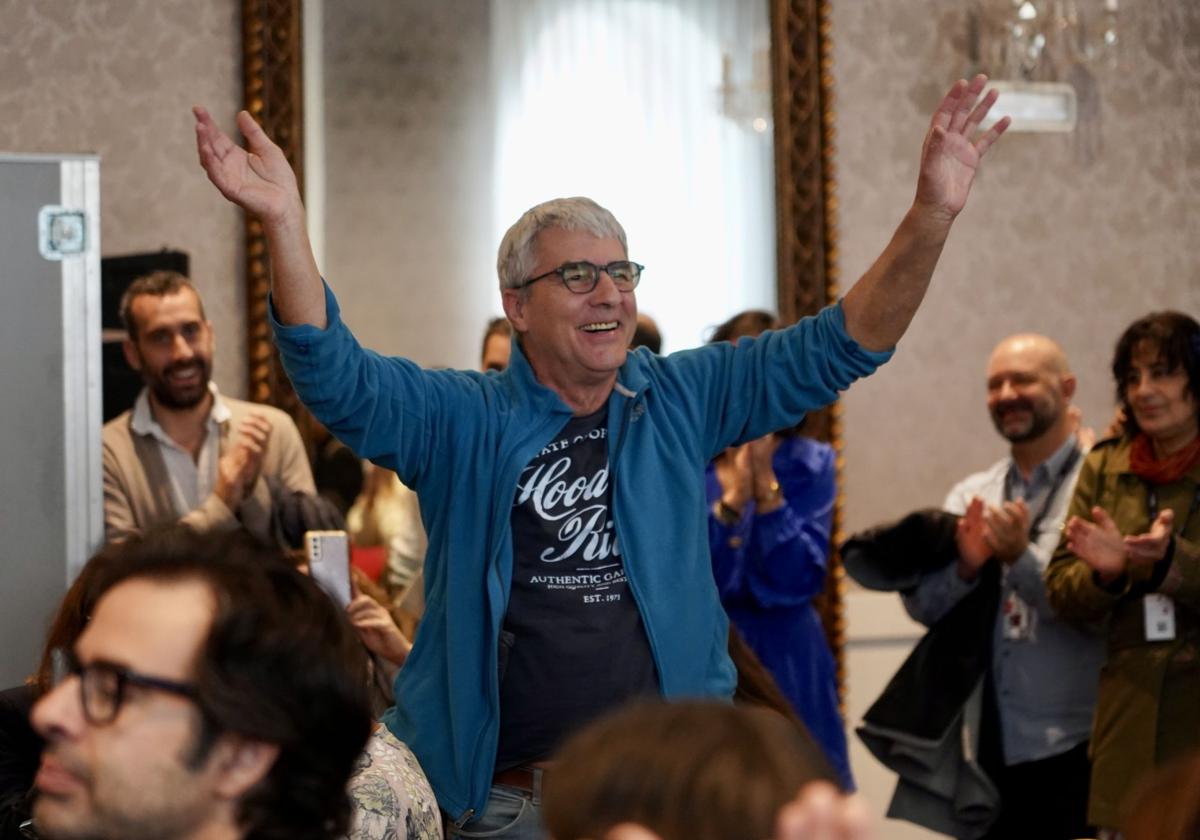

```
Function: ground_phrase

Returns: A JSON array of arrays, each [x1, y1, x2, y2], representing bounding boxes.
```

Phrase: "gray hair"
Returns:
[[496, 197, 628, 291]]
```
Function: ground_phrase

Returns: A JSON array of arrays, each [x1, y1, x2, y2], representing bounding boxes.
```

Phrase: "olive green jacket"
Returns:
[[1044, 436, 1200, 829]]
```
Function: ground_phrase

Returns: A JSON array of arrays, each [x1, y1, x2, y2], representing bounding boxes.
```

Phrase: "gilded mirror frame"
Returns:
[[240, 0, 847, 698]]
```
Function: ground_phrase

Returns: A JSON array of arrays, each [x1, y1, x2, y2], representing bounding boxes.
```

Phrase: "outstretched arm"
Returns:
[[841, 75, 1009, 351], [193, 106, 326, 328]]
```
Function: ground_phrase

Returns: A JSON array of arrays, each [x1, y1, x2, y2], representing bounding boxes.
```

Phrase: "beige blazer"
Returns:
[[102, 394, 315, 543]]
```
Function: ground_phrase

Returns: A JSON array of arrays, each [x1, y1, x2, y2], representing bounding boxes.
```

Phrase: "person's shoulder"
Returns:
[[1089, 434, 1124, 452], [1083, 434, 1129, 472], [951, 456, 1009, 494], [101, 409, 135, 443]]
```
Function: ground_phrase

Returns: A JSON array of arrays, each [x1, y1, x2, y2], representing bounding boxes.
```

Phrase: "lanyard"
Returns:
[[1145, 482, 1200, 536], [1007, 446, 1082, 539]]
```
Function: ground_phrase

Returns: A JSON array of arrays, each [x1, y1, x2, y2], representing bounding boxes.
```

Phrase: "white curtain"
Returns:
[[491, 0, 776, 351]]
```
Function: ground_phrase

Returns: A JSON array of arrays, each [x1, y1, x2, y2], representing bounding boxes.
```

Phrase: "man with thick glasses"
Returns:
[[195, 74, 1008, 838], [29, 528, 372, 840]]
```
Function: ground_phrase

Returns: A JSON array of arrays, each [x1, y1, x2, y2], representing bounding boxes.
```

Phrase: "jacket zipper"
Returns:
[[462, 408, 570, 816], [608, 390, 667, 692]]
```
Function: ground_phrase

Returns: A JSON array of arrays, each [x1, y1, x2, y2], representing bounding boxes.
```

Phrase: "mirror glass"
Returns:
[[306, 0, 776, 367]]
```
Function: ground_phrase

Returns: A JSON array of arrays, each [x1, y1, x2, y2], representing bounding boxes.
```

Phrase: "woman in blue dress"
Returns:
[[707, 310, 853, 790]]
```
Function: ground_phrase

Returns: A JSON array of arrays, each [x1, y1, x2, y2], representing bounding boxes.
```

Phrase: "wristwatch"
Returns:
[[759, 479, 782, 504], [713, 499, 743, 526]]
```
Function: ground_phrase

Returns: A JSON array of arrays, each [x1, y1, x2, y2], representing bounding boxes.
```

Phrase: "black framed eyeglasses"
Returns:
[[51, 648, 199, 727], [517, 260, 644, 294]]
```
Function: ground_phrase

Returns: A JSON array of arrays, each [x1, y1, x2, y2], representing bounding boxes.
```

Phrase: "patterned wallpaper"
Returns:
[[831, 0, 1200, 534], [4, 0, 1194, 498], [321, 0, 497, 370], [0, 0, 245, 395]]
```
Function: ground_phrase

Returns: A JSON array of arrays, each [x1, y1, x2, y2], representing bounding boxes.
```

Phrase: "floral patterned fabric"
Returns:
[[346, 725, 443, 840]]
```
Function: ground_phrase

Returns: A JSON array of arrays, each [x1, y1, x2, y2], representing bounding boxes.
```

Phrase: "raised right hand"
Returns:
[[194, 106, 303, 226]]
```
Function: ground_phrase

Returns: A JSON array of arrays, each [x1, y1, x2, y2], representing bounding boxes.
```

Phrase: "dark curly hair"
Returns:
[[1112, 311, 1200, 438], [118, 270, 206, 339], [87, 527, 372, 840]]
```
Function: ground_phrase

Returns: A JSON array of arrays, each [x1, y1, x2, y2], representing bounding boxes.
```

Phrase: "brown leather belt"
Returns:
[[492, 764, 547, 793]]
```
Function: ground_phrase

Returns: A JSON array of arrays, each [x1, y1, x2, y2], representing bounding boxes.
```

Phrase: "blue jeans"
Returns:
[[445, 783, 545, 840]]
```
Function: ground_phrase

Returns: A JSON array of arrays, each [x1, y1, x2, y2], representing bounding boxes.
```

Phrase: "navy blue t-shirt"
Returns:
[[495, 407, 659, 769]]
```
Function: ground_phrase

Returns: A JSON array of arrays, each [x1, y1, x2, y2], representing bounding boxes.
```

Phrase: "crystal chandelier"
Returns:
[[969, 0, 1119, 134], [973, 0, 1119, 81]]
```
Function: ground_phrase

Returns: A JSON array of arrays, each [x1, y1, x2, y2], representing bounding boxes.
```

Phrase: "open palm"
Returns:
[[915, 75, 1009, 219], [193, 106, 302, 224]]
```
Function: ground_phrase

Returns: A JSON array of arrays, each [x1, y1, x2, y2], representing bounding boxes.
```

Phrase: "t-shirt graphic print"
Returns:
[[495, 406, 659, 769]]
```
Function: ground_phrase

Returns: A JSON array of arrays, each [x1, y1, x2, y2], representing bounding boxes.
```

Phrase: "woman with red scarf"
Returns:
[[1046, 311, 1200, 835]]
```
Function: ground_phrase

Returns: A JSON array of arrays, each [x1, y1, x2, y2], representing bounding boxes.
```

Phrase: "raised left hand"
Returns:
[[914, 75, 1010, 221]]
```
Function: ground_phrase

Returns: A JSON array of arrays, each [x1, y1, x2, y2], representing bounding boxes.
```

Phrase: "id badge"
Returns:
[[1002, 590, 1034, 641], [1144, 594, 1177, 642]]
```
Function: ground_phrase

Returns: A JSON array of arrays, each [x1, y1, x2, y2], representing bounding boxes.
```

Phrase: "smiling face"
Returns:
[[30, 577, 229, 840], [985, 335, 1073, 444], [122, 288, 214, 412], [1123, 340, 1199, 453], [502, 227, 636, 411]]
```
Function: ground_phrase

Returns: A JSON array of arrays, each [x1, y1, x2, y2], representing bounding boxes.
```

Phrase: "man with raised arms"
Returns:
[[194, 78, 1007, 838]]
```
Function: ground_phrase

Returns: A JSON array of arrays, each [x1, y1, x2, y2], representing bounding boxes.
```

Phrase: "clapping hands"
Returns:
[[1066, 507, 1174, 584]]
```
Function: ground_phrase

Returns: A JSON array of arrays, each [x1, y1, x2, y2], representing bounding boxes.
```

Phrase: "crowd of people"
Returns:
[[0, 71, 1196, 840]]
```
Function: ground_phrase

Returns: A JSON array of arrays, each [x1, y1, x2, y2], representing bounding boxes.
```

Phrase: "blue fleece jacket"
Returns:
[[271, 283, 891, 822]]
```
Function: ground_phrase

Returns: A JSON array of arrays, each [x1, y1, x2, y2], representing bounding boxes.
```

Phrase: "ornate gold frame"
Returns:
[[240, 0, 845, 695], [241, 0, 308, 429], [769, 0, 847, 699]]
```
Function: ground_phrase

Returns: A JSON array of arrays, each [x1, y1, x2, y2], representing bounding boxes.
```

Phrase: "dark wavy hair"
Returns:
[[118, 270, 206, 339], [1112, 311, 1200, 437], [544, 700, 834, 840], [88, 527, 372, 840]]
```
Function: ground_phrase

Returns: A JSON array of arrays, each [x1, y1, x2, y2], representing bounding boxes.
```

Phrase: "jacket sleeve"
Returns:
[[707, 464, 751, 598], [708, 509, 750, 599], [1044, 449, 1122, 625], [102, 437, 142, 542], [663, 302, 893, 461], [1150, 533, 1200, 609], [901, 476, 979, 626], [269, 282, 450, 484]]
